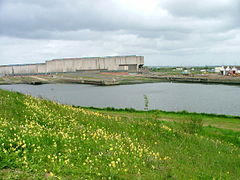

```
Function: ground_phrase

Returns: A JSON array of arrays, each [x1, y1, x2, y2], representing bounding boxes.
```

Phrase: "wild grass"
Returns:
[[0, 89, 240, 179]]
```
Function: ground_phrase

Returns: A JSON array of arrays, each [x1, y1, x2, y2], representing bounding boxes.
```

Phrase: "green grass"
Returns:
[[88, 107, 240, 131], [0, 89, 240, 179]]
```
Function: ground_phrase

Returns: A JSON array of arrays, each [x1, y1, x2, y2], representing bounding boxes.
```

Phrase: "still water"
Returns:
[[1, 83, 240, 116]]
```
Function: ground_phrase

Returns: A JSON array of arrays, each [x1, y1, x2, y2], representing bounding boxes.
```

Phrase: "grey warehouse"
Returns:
[[0, 55, 144, 75]]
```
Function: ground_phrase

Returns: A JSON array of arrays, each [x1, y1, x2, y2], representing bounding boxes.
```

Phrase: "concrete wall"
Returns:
[[13, 64, 38, 74], [0, 55, 144, 75], [37, 64, 47, 73], [0, 63, 46, 75], [0, 66, 13, 74]]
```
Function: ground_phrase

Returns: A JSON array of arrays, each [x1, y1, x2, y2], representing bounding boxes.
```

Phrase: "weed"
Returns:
[[181, 116, 203, 134], [144, 94, 149, 111]]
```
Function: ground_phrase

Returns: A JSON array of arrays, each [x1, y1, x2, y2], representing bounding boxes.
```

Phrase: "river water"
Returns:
[[1, 83, 240, 116]]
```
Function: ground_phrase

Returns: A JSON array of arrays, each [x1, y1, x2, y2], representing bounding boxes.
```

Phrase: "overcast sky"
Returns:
[[0, 0, 240, 66]]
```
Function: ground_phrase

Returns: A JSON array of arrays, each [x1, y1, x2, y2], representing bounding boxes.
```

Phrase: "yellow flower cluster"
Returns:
[[0, 94, 167, 177], [161, 125, 172, 131]]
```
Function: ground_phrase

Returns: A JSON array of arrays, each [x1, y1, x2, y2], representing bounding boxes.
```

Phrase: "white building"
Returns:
[[215, 66, 240, 75]]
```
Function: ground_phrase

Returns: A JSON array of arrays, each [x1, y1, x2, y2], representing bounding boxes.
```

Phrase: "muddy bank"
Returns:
[[149, 76, 240, 85], [1, 73, 240, 86]]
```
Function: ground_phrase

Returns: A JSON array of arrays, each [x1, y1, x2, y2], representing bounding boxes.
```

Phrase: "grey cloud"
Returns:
[[0, 0, 133, 35], [0, 0, 240, 66], [162, 0, 240, 18], [1, 0, 237, 43]]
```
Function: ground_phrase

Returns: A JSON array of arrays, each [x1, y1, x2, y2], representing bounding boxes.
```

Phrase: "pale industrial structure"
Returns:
[[0, 55, 144, 75]]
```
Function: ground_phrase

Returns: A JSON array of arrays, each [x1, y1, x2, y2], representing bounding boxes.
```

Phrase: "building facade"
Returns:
[[0, 55, 144, 75], [215, 66, 240, 75]]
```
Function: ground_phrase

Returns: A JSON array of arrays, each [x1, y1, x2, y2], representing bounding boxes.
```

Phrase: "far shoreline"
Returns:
[[1, 73, 240, 86]]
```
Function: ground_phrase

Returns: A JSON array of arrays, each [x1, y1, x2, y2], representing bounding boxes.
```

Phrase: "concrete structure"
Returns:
[[0, 55, 144, 75]]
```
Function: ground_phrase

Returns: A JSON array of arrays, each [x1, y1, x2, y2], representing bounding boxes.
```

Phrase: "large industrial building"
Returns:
[[0, 55, 144, 75]]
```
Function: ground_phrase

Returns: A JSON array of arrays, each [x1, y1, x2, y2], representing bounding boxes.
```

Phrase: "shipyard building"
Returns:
[[0, 55, 144, 75]]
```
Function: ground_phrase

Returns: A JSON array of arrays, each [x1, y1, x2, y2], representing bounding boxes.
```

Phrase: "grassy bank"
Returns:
[[84, 107, 240, 132], [0, 89, 240, 179]]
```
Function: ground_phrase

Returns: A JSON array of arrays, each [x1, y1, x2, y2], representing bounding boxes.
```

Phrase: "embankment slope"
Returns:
[[0, 89, 239, 179]]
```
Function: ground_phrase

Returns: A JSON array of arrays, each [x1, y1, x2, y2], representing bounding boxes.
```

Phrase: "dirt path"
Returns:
[[30, 76, 49, 82]]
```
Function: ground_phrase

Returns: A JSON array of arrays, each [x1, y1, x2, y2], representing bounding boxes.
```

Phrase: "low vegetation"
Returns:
[[0, 89, 239, 179]]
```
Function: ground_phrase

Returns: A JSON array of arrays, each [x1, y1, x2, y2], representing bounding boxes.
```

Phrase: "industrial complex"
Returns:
[[0, 55, 144, 75]]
